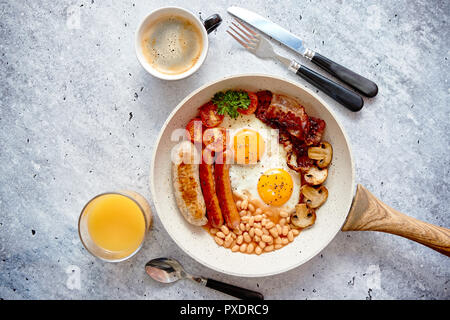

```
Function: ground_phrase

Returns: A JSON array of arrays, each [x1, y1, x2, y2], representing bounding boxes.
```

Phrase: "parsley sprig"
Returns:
[[211, 90, 250, 119]]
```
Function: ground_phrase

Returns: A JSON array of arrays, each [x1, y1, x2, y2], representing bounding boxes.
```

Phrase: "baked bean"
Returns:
[[281, 238, 289, 245], [239, 210, 247, 217], [243, 232, 251, 243], [231, 245, 239, 252], [249, 228, 255, 238], [241, 199, 248, 210], [255, 208, 263, 215], [239, 243, 247, 252], [280, 211, 289, 218], [264, 245, 274, 252], [292, 229, 300, 236], [239, 223, 245, 231], [262, 228, 269, 235], [274, 244, 282, 249], [224, 237, 233, 248], [210, 228, 219, 235], [220, 225, 230, 235], [269, 227, 279, 238], [276, 224, 282, 235], [241, 216, 249, 222], [248, 203, 255, 212], [248, 216, 255, 227], [230, 232, 237, 239], [282, 225, 289, 236], [259, 241, 266, 249], [254, 235, 261, 242], [214, 237, 224, 246], [288, 230, 294, 242], [253, 223, 261, 229], [255, 246, 262, 255], [216, 231, 226, 239], [262, 235, 273, 243], [279, 218, 286, 226], [265, 221, 275, 229], [254, 228, 263, 237], [254, 214, 263, 222], [236, 200, 242, 209], [236, 235, 243, 245], [261, 219, 267, 227], [247, 243, 255, 253], [275, 237, 282, 245]]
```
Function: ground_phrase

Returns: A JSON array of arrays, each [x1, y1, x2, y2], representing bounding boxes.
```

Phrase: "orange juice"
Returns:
[[85, 193, 146, 257]]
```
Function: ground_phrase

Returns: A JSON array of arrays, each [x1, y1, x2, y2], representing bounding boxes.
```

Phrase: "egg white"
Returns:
[[222, 114, 301, 211]]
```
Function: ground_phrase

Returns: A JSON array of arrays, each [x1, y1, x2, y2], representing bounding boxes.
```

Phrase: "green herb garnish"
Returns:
[[211, 90, 250, 118]]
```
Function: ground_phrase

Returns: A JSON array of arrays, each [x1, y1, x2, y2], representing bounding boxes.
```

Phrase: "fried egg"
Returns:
[[222, 114, 301, 211]]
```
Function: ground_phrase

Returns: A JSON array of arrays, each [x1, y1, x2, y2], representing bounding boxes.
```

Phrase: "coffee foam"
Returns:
[[141, 15, 203, 75]]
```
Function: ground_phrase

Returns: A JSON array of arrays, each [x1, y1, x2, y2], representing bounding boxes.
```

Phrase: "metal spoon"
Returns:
[[145, 257, 264, 300]]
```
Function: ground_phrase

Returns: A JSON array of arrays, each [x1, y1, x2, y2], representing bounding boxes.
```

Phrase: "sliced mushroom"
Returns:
[[290, 204, 316, 229], [308, 142, 333, 168], [304, 166, 328, 185], [300, 185, 328, 208]]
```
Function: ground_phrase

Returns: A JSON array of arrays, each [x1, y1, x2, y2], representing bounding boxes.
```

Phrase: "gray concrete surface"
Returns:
[[0, 0, 449, 299]]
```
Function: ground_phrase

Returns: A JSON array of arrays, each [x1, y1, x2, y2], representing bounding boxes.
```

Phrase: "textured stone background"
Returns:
[[0, 0, 449, 299]]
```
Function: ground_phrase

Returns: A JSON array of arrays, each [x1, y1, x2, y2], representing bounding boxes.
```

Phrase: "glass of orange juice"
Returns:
[[78, 191, 152, 262]]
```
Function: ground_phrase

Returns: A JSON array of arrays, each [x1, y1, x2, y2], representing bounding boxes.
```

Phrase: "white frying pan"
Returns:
[[150, 74, 450, 277]]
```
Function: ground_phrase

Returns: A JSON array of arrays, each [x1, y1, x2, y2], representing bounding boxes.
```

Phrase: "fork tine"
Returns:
[[226, 30, 251, 49], [233, 18, 258, 37], [228, 25, 251, 44], [231, 21, 257, 41]]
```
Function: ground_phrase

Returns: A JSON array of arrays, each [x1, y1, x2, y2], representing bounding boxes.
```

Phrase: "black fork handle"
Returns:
[[295, 64, 364, 112]]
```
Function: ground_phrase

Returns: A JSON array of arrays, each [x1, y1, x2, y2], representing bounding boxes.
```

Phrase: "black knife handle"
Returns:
[[205, 278, 264, 300], [310, 52, 378, 97], [295, 64, 364, 112]]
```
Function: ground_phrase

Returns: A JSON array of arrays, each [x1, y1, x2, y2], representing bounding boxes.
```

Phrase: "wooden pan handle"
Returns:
[[342, 184, 450, 256]]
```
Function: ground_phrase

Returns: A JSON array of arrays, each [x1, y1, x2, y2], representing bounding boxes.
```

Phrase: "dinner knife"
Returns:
[[227, 6, 378, 97]]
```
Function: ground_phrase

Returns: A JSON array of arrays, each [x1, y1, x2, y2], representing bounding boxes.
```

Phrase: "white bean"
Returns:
[[214, 237, 224, 246], [279, 211, 289, 218], [262, 235, 273, 243], [241, 199, 248, 210], [288, 230, 294, 242], [269, 227, 279, 238], [216, 232, 226, 239], [220, 225, 230, 235]]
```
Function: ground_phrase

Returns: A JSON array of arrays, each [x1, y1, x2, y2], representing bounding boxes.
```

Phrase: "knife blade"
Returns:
[[227, 6, 378, 97], [227, 6, 312, 58]]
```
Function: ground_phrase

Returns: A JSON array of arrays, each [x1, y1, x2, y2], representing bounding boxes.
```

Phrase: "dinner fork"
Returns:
[[227, 19, 364, 112]]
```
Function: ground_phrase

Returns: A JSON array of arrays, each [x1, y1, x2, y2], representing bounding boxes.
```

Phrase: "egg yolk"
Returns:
[[257, 168, 293, 206], [233, 128, 265, 164]]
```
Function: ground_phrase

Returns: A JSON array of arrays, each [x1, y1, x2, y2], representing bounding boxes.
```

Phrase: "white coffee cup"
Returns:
[[135, 7, 221, 81]]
